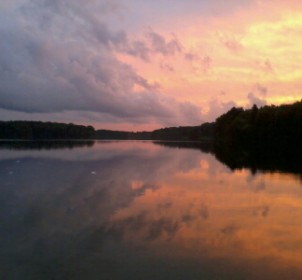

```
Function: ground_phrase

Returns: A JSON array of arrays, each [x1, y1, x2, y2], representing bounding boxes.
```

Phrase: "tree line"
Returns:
[[95, 123, 215, 141], [214, 100, 302, 150], [1, 100, 301, 147], [0, 121, 95, 139]]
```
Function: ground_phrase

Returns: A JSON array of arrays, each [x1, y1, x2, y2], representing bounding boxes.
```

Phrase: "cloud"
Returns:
[[223, 39, 243, 53], [217, 32, 243, 53], [200, 56, 212, 73], [122, 39, 151, 61], [146, 218, 179, 241], [184, 52, 212, 73], [221, 223, 239, 235], [247, 84, 268, 107], [0, 0, 202, 127], [253, 205, 270, 217], [247, 93, 267, 107], [203, 99, 237, 121], [199, 203, 209, 219], [255, 84, 268, 96], [147, 31, 182, 56], [184, 52, 200, 61], [160, 62, 174, 72], [259, 59, 274, 73]]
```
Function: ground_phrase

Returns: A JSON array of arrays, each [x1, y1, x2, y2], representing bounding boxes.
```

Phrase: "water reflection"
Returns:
[[0, 140, 95, 150], [1, 141, 302, 279], [156, 140, 302, 181]]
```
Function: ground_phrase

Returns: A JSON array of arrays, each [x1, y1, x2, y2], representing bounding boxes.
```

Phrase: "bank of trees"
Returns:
[[1, 100, 301, 144], [95, 123, 215, 141], [215, 100, 302, 151], [0, 121, 95, 139]]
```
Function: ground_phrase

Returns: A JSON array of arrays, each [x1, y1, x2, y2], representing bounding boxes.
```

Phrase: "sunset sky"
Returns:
[[1, 0, 302, 130]]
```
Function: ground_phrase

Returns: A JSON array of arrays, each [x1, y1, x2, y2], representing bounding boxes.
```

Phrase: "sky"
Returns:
[[1, 0, 302, 130]]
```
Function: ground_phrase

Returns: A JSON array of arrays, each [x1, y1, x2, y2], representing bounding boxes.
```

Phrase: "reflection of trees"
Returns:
[[208, 100, 302, 178], [213, 144, 302, 180], [0, 140, 95, 150], [154, 140, 302, 181], [154, 141, 213, 153]]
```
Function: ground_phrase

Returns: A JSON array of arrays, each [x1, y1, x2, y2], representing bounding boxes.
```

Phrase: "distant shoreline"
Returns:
[[1, 100, 301, 147]]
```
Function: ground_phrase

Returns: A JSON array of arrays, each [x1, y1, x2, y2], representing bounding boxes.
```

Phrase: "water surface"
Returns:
[[1, 141, 302, 280]]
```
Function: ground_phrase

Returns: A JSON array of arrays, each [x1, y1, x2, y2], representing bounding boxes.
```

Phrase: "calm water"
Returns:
[[1, 141, 302, 280]]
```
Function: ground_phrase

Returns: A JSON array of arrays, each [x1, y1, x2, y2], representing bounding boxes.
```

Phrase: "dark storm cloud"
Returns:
[[0, 0, 202, 126]]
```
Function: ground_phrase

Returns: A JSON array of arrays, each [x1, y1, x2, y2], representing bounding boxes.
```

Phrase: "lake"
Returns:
[[1, 140, 302, 280]]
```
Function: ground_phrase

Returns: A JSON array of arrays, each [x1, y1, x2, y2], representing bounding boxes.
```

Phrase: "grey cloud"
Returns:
[[157, 202, 172, 211], [199, 203, 209, 219], [253, 205, 270, 217], [0, 0, 202, 127], [200, 55, 212, 73], [123, 40, 151, 61], [110, 211, 149, 234], [247, 92, 267, 108], [184, 52, 200, 61], [218, 34, 243, 53], [181, 214, 195, 223], [160, 62, 174, 72], [116, 31, 183, 62], [263, 59, 274, 73], [147, 31, 182, 56], [109, 215, 179, 242], [223, 39, 243, 53], [252, 181, 266, 192], [246, 84, 268, 107], [255, 84, 268, 96], [221, 224, 238, 235], [184, 53, 212, 73], [146, 218, 179, 241], [203, 99, 237, 122], [261, 59, 274, 73]]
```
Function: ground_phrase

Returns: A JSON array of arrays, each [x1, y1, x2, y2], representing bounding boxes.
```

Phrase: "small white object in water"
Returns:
[[91, 171, 96, 175]]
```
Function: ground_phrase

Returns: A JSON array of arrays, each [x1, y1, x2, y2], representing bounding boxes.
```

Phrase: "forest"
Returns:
[[214, 100, 302, 150], [95, 122, 214, 141], [0, 121, 95, 139], [1, 101, 301, 150]]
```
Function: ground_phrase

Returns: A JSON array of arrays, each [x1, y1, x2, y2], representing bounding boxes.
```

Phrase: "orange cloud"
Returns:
[[116, 2, 302, 122]]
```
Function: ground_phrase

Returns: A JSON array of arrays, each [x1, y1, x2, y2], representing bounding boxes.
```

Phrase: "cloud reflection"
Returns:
[[1, 141, 302, 279]]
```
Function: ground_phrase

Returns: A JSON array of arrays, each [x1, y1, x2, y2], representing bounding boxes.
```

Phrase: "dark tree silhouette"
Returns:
[[0, 121, 95, 139]]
